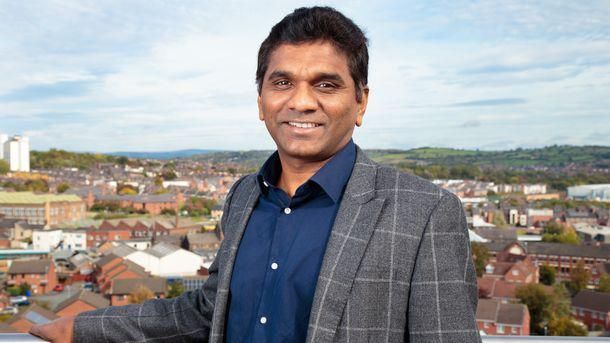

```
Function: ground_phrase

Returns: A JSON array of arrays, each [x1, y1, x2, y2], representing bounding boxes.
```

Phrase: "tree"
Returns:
[[470, 242, 489, 277], [548, 316, 587, 336], [516, 283, 553, 335], [598, 274, 610, 294], [25, 179, 49, 192], [19, 282, 31, 296], [180, 235, 190, 251], [567, 260, 591, 295], [117, 156, 129, 165], [56, 183, 70, 193], [491, 211, 507, 228], [118, 184, 138, 196], [129, 285, 155, 304], [539, 265, 556, 286], [167, 281, 184, 299], [0, 160, 9, 174]]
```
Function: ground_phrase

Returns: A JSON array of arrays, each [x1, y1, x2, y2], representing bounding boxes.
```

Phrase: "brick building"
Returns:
[[484, 241, 610, 286], [109, 278, 166, 306], [6, 304, 59, 333], [7, 259, 57, 295], [0, 192, 86, 225], [571, 290, 610, 331], [476, 299, 530, 336], [54, 290, 110, 317]]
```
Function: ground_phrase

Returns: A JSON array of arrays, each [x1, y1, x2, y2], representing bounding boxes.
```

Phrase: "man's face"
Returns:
[[258, 40, 368, 163]]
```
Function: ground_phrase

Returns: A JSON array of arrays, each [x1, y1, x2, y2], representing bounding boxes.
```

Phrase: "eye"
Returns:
[[317, 82, 336, 88], [273, 80, 292, 88]]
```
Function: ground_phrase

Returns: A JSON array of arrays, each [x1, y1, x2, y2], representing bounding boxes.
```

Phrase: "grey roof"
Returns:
[[8, 259, 52, 274], [107, 243, 137, 258], [54, 290, 110, 312], [146, 242, 180, 258], [110, 278, 167, 295], [187, 233, 221, 245], [523, 241, 610, 259], [7, 304, 58, 325], [96, 253, 121, 268], [476, 299, 527, 325], [572, 290, 610, 313], [474, 228, 518, 242]]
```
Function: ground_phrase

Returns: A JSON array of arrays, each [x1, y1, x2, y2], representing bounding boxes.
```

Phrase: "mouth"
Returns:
[[285, 121, 322, 129]]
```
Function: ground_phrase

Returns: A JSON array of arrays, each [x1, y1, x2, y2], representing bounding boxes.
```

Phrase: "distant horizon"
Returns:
[[2, 1, 609, 151], [29, 143, 610, 155]]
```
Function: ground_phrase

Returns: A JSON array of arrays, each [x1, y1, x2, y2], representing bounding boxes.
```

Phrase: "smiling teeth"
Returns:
[[288, 122, 319, 128], [289, 122, 318, 128]]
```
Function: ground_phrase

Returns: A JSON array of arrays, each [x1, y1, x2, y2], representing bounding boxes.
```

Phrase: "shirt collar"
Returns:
[[257, 139, 356, 203]]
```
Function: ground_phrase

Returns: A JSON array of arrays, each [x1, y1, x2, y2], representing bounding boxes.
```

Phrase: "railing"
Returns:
[[0, 334, 46, 342], [0, 334, 608, 342], [481, 337, 610, 342]]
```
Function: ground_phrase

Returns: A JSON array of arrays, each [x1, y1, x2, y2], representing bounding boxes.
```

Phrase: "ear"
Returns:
[[355, 87, 369, 127], [257, 94, 265, 121]]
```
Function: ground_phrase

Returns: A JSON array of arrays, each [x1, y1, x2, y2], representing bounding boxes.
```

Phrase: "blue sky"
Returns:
[[1, 0, 609, 152]]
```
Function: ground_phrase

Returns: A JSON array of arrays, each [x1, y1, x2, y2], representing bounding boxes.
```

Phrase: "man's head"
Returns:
[[256, 6, 369, 103], [256, 7, 370, 163]]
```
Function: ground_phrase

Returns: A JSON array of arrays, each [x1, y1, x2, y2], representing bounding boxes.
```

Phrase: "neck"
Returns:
[[276, 153, 333, 198]]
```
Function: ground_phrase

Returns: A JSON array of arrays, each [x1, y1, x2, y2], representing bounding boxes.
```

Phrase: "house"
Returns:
[[109, 278, 167, 306], [571, 290, 610, 331], [32, 229, 63, 251], [476, 299, 530, 336], [54, 290, 110, 317], [7, 259, 58, 295], [100, 260, 149, 293], [484, 241, 610, 286], [6, 304, 59, 333], [126, 242, 203, 277], [477, 278, 518, 303]]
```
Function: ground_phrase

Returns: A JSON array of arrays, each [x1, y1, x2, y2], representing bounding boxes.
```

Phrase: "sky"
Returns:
[[1, 0, 609, 152]]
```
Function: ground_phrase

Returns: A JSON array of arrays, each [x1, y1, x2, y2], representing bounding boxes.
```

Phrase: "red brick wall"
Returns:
[[9, 263, 57, 295]]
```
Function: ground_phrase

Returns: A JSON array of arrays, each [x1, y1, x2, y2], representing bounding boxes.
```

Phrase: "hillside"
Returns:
[[368, 145, 610, 169], [30, 149, 119, 170]]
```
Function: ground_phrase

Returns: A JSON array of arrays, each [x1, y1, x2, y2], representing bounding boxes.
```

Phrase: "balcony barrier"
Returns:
[[0, 334, 46, 342], [0, 334, 608, 342]]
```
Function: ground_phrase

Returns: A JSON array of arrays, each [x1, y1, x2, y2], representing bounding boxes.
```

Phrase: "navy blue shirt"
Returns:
[[226, 140, 356, 343]]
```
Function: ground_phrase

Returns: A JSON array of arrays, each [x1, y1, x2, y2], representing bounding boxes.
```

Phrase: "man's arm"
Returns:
[[31, 247, 222, 343], [406, 191, 481, 343], [31, 177, 245, 343]]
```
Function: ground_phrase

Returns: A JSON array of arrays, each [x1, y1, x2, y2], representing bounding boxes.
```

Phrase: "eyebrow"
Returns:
[[267, 70, 346, 84]]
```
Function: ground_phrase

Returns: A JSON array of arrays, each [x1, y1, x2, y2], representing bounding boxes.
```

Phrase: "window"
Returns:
[[512, 327, 517, 334], [497, 325, 504, 334]]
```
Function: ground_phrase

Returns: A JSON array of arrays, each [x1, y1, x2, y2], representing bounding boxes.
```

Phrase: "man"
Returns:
[[32, 6, 480, 343]]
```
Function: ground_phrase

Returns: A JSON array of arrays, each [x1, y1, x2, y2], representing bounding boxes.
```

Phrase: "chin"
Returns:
[[280, 141, 325, 160]]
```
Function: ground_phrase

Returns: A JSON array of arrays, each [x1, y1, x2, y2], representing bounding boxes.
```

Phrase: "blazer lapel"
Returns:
[[210, 175, 260, 343], [306, 147, 385, 343]]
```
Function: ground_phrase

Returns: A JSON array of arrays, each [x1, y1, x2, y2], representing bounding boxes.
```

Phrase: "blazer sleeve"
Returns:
[[73, 177, 245, 343], [406, 191, 481, 343]]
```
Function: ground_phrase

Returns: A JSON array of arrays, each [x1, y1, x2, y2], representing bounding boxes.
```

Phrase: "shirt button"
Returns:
[[271, 262, 278, 270], [260, 316, 267, 324], [284, 207, 291, 214], [263, 181, 269, 187]]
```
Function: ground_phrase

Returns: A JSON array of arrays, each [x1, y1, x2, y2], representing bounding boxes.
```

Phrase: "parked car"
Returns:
[[83, 282, 94, 291], [9, 295, 29, 306], [0, 306, 18, 315], [53, 284, 64, 292]]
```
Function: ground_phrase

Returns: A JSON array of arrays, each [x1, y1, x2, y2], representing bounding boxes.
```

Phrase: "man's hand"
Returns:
[[30, 315, 75, 343]]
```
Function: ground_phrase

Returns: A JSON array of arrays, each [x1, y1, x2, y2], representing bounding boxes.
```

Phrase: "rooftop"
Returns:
[[0, 192, 83, 205]]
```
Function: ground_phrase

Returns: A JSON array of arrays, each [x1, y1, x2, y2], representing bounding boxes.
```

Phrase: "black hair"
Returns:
[[256, 6, 369, 102]]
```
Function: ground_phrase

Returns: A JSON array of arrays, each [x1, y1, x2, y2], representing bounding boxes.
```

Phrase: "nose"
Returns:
[[287, 83, 317, 114]]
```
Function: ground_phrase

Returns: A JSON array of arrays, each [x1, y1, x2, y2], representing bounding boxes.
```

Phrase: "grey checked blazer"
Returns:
[[74, 146, 481, 343]]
